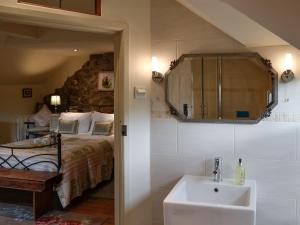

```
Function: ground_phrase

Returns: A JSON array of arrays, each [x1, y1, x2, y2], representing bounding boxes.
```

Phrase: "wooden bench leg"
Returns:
[[33, 189, 55, 220]]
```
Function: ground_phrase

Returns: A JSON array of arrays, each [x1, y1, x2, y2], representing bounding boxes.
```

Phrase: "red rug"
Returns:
[[36, 211, 106, 225]]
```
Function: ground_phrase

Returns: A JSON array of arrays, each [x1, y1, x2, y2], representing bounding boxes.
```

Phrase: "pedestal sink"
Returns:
[[164, 175, 256, 225]]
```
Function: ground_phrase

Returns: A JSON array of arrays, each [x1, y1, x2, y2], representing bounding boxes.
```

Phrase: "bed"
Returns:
[[0, 133, 114, 207], [0, 133, 114, 208]]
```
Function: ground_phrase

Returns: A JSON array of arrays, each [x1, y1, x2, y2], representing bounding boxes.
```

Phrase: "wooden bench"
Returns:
[[0, 168, 62, 219]]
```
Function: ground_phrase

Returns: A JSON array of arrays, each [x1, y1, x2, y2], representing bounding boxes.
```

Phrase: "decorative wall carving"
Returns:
[[44, 53, 114, 113]]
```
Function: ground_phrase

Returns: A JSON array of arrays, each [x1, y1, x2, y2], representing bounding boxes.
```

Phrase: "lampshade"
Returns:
[[51, 95, 61, 106], [152, 56, 160, 72], [284, 53, 294, 71]]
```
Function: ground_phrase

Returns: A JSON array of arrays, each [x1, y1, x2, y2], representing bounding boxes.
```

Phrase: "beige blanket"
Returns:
[[0, 136, 114, 207]]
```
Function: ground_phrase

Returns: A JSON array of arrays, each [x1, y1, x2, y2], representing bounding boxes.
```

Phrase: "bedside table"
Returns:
[[24, 122, 50, 139]]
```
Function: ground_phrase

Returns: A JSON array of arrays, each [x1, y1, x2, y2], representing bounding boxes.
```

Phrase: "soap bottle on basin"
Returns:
[[235, 158, 245, 185]]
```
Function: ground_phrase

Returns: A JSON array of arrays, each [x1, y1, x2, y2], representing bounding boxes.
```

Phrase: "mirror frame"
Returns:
[[165, 52, 278, 124]]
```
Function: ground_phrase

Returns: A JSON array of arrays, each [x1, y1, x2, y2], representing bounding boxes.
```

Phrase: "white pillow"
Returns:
[[91, 111, 114, 122], [89, 111, 114, 134], [28, 104, 52, 127], [60, 112, 91, 133]]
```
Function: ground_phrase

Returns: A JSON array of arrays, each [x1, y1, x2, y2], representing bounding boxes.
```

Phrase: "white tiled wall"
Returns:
[[151, 118, 300, 225], [256, 197, 297, 225]]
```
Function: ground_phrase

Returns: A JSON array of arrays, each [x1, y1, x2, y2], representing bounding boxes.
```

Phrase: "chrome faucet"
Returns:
[[213, 157, 222, 182]]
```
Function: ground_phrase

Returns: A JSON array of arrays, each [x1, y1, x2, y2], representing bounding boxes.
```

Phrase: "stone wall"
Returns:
[[44, 52, 114, 113]]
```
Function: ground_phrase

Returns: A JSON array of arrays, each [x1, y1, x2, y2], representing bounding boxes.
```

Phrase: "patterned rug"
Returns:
[[0, 202, 33, 221], [0, 203, 105, 225], [36, 211, 105, 225]]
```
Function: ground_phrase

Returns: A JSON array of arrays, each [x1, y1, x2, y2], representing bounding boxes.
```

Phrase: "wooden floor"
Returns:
[[68, 197, 114, 225]]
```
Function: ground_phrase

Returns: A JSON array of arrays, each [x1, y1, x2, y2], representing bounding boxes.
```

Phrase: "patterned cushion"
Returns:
[[89, 111, 114, 134], [60, 112, 91, 133], [59, 119, 79, 134], [91, 121, 113, 136]]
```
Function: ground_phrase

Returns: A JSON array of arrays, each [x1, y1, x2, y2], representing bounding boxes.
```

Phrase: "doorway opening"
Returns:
[[0, 16, 124, 225]]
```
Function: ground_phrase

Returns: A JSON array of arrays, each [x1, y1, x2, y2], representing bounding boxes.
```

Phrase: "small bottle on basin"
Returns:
[[235, 158, 245, 185]]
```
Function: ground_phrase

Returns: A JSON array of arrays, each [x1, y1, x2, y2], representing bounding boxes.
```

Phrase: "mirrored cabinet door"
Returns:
[[178, 59, 193, 118], [167, 61, 182, 116], [203, 57, 218, 120], [221, 56, 273, 120], [190, 58, 203, 119]]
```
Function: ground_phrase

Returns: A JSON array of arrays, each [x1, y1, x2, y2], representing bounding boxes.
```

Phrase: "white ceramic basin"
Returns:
[[164, 175, 256, 225]]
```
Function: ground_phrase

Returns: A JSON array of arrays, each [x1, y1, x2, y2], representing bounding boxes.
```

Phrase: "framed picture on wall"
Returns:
[[98, 72, 114, 91], [22, 88, 32, 98]]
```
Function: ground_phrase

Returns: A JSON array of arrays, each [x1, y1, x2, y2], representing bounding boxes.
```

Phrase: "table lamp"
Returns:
[[51, 95, 61, 113]]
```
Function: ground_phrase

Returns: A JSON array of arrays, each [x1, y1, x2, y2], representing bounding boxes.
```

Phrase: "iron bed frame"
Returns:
[[0, 133, 62, 172]]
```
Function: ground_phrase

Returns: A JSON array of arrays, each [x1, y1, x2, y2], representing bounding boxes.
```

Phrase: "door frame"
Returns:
[[0, 3, 128, 225]]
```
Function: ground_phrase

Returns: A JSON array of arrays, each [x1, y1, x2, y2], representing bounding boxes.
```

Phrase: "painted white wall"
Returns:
[[102, 1, 152, 225], [151, 0, 300, 225], [0, 48, 68, 84], [0, 84, 44, 143]]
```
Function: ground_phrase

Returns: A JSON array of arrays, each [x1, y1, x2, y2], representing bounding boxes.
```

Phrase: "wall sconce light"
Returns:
[[152, 56, 164, 83], [281, 53, 295, 82]]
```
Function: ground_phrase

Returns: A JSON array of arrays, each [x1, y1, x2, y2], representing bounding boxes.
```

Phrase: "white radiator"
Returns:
[[15, 115, 30, 141]]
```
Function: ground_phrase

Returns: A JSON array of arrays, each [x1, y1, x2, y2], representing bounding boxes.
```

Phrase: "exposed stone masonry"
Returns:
[[44, 53, 114, 113]]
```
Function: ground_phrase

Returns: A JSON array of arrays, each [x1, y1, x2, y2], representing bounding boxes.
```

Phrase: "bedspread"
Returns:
[[0, 136, 114, 207]]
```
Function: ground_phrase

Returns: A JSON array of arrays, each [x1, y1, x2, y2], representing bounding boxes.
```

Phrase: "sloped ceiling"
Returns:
[[152, 0, 246, 51], [0, 48, 68, 84], [0, 21, 114, 84], [175, 0, 288, 47], [221, 0, 300, 49]]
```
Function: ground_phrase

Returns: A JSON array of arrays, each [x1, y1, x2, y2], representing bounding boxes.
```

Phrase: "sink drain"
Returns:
[[214, 188, 219, 193]]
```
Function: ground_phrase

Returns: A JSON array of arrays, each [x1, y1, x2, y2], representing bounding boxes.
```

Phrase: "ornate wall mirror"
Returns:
[[166, 53, 278, 123]]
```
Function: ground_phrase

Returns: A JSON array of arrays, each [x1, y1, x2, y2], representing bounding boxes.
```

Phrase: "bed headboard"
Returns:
[[41, 53, 114, 114]]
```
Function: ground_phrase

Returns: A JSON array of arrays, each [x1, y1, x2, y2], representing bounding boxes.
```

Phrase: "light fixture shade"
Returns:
[[284, 53, 294, 71], [152, 56, 160, 72], [51, 95, 61, 106], [281, 53, 295, 83]]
